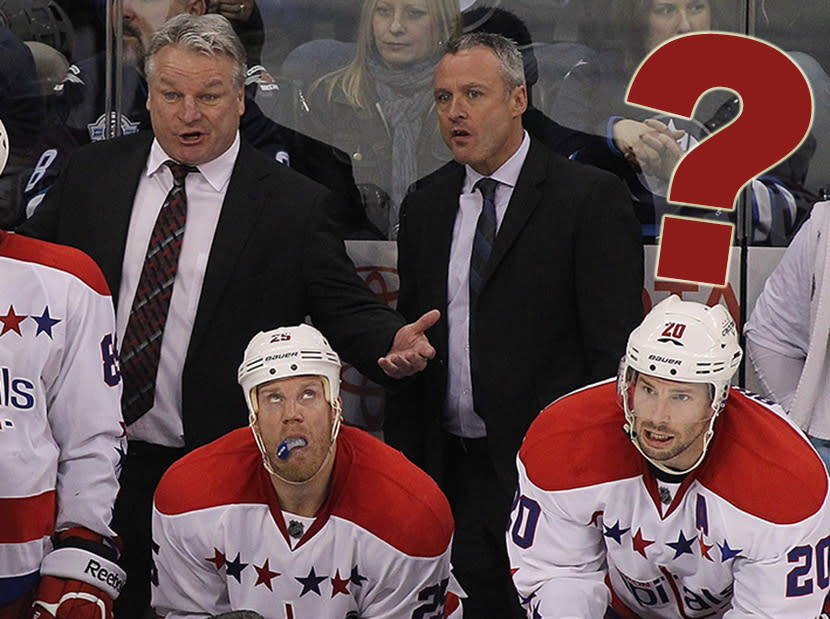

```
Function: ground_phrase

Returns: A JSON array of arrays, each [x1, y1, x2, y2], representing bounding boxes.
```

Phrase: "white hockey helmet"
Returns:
[[238, 325, 343, 457], [617, 295, 743, 473]]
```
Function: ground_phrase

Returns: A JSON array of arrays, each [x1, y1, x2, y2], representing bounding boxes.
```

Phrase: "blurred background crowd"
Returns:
[[0, 0, 827, 244]]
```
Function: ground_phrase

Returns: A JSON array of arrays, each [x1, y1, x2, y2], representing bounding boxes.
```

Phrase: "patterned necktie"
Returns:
[[469, 177, 499, 309], [120, 160, 196, 425]]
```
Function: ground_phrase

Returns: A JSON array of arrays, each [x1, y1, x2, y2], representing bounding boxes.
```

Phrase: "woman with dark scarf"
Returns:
[[304, 0, 461, 239]]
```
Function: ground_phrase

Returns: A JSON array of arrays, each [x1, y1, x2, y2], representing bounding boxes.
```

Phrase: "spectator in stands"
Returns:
[[207, 0, 264, 63], [552, 0, 727, 137], [551, 0, 816, 244], [303, 0, 462, 239]]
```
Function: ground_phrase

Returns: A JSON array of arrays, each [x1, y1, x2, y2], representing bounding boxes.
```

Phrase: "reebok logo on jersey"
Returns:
[[0, 367, 35, 410]]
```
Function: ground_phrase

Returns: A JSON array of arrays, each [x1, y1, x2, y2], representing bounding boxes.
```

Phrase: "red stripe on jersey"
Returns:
[[323, 426, 454, 558], [520, 381, 643, 492], [154, 428, 264, 515], [444, 592, 461, 617], [0, 231, 110, 296], [0, 490, 56, 543], [155, 426, 454, 559], [521, 381, 828, 525], [697, 388, 828, 525]]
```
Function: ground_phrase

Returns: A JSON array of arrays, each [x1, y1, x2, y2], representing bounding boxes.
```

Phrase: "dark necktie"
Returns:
[[469, 178, 498, 409], [120, 160, 196, 425], [469, 177, 499, 309]]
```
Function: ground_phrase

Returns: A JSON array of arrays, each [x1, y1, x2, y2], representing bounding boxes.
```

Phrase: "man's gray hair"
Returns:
[[444, 32, 526, 92], [145, 14, 247, 89]]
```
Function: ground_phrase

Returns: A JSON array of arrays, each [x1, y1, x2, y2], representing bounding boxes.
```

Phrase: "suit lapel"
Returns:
[[486, 140, 548, 279], [187, 141, 267, 357], [430, 166, 465, 356]]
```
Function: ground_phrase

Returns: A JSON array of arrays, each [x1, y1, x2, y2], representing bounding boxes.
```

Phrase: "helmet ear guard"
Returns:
[[618, 295, 743, 474]]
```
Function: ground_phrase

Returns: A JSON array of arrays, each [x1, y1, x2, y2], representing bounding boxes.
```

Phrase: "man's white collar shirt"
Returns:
[[116, 133, 240, 446], [444, 131, 531, 438]]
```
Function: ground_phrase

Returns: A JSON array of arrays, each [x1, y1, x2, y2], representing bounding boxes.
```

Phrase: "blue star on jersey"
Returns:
[[114, 443, 127, 471], [297, 567, 327, 597], [614, 522, 747, 565], [226, 553, 248, 583], [0, 305, 62, 338], [350, 565, 367, 587], [667, 530, 697, 559], [31, 306, 61, 338], [603, 520, 630, 544], [718, 539, 742, 562], [201, 548, 373, 600]]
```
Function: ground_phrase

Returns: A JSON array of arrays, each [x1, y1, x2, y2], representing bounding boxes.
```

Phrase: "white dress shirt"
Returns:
[[116, 134, 239, 446], [444, 131, 530, 438]]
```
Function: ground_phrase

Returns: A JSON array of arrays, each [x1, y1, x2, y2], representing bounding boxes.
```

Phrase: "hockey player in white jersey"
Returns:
[[151, 324, 462, 618], [507, 295, 830, 618], [0, 219, 126, 613]]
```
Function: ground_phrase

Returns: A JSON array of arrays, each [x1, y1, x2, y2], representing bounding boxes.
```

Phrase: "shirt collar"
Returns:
[[146, 132, 240, 192], [463, 130, 530, 194]]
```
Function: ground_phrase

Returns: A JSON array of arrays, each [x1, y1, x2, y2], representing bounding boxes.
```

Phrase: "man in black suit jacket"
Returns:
[[385, 33, 643, 618], [18, 14, 437, 619]]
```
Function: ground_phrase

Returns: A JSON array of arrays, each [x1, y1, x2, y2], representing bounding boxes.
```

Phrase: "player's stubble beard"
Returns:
[[634, 419, 708, 470]]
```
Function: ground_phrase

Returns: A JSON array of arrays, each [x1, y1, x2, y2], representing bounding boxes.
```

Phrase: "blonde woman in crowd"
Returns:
[[304, 0, 461, 239]]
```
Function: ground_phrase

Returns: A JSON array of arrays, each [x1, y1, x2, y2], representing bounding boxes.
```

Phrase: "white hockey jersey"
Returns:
[[152, 425, 461, 619], [507, 380, 830, 618], [0, 231, 124, 602]]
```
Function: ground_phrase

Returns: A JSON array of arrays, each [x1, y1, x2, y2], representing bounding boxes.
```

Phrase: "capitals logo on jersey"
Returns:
[[0, 367, 35, 411]]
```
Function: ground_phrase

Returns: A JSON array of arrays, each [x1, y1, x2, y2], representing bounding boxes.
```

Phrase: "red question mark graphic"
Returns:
[[627, 32, 813, 287]]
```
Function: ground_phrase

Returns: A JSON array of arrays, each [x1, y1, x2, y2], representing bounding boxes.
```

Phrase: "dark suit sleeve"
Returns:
[[383, 195, 429, 465], [574, 171, 644, 381], [302, 187, 405, 384]]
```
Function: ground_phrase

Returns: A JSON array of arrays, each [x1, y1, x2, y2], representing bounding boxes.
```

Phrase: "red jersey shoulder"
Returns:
[[330, 426, 453, 558], [0, 231, 110, 296], [154, 428, 264, 515], [520, 379, 642, 492], [698, 387, 828, 524]]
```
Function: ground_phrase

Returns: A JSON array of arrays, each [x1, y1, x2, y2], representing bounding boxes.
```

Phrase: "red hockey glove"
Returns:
[[31, 576, 113, 619], [31, 528, 125, 619]]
